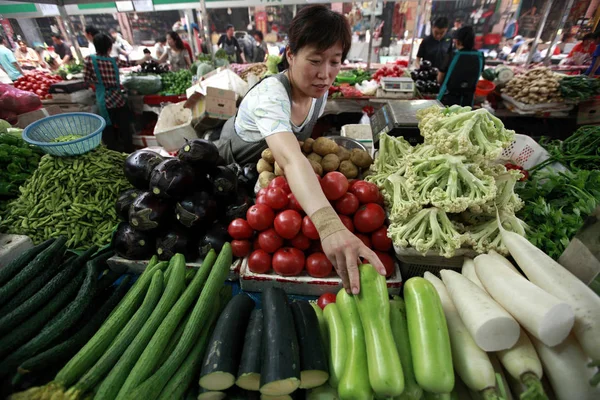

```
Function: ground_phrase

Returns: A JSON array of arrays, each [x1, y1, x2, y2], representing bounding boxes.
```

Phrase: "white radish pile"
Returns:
[[474, 254, 575, 347], [487, 250, 519, 273], [496, 328, 544, 393], [440, 269, 520, 351], [460, 258, 484, 290]]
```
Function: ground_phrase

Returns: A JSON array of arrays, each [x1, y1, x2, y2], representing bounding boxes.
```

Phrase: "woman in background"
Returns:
[[14, 40, 40, 70], [156, 31, 191, 72]]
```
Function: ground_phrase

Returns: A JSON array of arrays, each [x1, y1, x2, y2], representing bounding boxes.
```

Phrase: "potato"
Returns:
[[307, 152, 322, 164], [313, 137, 339, 156], [339, 160, 358, 179], [309, 159, 323, 176], [261, 149, 275, 164], [302, 138, 314, 154], [258, 171, 276, 188], [350, 149, 373, 169], [257, 158, 273, 174], [336, 146, 351, 161], [321, 154, 340, 173], [298, 141, 304, 149], [274, 162, 284, 176]]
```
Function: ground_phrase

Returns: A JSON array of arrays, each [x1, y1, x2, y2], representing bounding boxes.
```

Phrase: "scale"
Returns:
[[380, 77, 415, 93], [370, 99, 442, 146]]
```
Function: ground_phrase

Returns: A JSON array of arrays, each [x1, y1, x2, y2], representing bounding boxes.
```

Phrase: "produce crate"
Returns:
[[394, 245, 477, 279], [499, 133, 567, 171], [239, 257, 402, 296], [107, 255, 241, 281], [501, 94, 573, 112], [0, 234, 33, 268]]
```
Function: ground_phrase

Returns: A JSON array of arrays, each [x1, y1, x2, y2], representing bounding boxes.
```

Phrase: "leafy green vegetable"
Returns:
[[533, 125, 600, 172], [559, 75, 600, 101], [159, 69, 192, 95], [0, 119, 10, 134], [0, 133, 42, 199]]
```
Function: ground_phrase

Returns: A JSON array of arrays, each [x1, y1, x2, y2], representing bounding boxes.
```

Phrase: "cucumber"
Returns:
[[310, 302, 329, 359], [236, 309, 263, 391], [404, 277, 454, 394], [260, 287, 301, 396], [199, 293, 255, 390], [336, 289, 372, 400], [96, 269, 124, 293], [354, 264, 404, 397], [390, 298, 423, 400], [322, 303, 346, 390], [291, 301, 329, 389], [157, 310, 192, 366], [0, 238, 54, 286]]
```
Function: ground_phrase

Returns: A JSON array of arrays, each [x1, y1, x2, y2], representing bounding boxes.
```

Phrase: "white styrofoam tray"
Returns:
[[501, 94, 573, 112], [0, 234, 33, 268]]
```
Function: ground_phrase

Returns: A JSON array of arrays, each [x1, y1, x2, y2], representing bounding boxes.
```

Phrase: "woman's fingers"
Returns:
[[331, 253, 350, 293], [344, 250, 361, 295], [359, 245, 387, 276]]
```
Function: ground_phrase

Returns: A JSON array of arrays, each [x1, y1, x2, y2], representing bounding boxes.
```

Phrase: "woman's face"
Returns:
[[19, 42, 27, 51], [167, 35, 176, 48], [287, 43, 343, 99]]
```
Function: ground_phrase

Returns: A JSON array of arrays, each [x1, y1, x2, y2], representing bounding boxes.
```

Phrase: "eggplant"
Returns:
[[198, 223, 229, 258], [129, 192, 172, 231], [243, 163, 258, 184], [224, 193, 252, 223], [112, 222, 155, 260], [209, 165, 238, 197], [430, 67, 439, 80], [421, 60, 432, 70], [115, 188, 143, 220], [415, 80, 426, 92], [175, 191, 218, 229], [149, 158, 195, 199], [123, 150, 165, 190], [156, 226, 199, 261], [410, 70, 419, 81], [177, 139, 219, 169], [418, 70, 430, 81]]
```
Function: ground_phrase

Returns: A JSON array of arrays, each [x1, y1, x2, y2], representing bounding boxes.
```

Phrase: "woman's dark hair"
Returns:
[[581, 33, 594, 41], [17, 39, 27, 46], [167, 31, 185, 51], [156, 36, 166, 44], [253, 31, 264, 41], [434, 17, 449, 29], [85, 25, 99, 36], [285, 5, 351, 64], [455, 26, 475, 50], [51, 34, 63, 40], [93, 33, 114, 55]]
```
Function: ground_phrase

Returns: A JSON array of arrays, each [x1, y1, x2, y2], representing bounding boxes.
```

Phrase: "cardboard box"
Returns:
[[16, 106, 63, 129], [577, 97, 600, 125], [185, 86, 237, 122]]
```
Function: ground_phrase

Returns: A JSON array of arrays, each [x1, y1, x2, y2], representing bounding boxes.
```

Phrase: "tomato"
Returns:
[[255, 195, 268, 206], [253, 238, 261, 250], [350, 181, 380, 204], [248, 249, 271, 274], [315, 174, 322, 183], [35, 89, 44, 96], [287, 193, 303, 213], [272, 247, 305, 276], [354, 203, 385, 233], [317, 293, 336, 310], [246, 204, 275, 231], [302, 216, 320, 240], [371, 226, 392, 251], [305, 252, 333, 278], [227, 218, 253, 240], [338, 214, 355, 233], [320, 172, 349, 201], [264, 187, 289, 210], [257, 188, 268, 198], [334, 192, 359, 215], [290, 232, 311, 251], [258, 228, 284, 253], [231, 239, 252, 258], [269, 176, 290, 194], [376, 191, 385, 206], [274, 209, 302, 240], [374, 251, 395, 277], [355, 233, 372, 248]]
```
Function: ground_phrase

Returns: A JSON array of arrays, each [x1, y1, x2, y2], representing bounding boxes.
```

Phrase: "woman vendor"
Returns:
[[156, 32, 191, 72], [216, 5, 385, 293]]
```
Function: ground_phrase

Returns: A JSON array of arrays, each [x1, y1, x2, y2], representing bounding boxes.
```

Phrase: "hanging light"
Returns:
[[227, 8, 232, 15]]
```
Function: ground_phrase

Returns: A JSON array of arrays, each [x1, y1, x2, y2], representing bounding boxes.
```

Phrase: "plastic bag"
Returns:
[[122, 74, 162, 95], [355, 80, 378, 96], [153, 102, 197, 152], [0, 84, 42, 115]]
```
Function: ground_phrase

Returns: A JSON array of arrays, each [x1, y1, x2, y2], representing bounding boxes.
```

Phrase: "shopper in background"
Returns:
[[218, 24, 246, 63], [252, 31, 268, 63], [0, 35, 23, 81], [416, 17, 452, 69], [181, 38, 194, 61], [14, 40, 40, 70], [585, 33, 600, 77], [451, 18, 462, 36], [85, 25, 99, 55], [561, 33, 596, 65], [156, 31, 191, 72], [510, 34, 525, 54], [51, 34, 72, 65], [154, 36, 167, 60], [109, 29, 132, 60]]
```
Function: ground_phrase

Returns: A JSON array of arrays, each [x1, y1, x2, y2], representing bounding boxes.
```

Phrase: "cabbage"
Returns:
[[0, 119, 10, 134], [196, 62, 214, 79]]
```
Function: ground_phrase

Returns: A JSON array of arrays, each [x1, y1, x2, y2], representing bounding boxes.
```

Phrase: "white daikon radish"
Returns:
[[424, 272, 499, 397], [474, 254, 575, 347], [461, 258, 485, 290], [500, 226, 600, 359], [439, 269, 519, 351], [531, 334, 600, 400], [496, 328, 547, 400], [487, 250, 520, 274], [488, 354, 514, 400]]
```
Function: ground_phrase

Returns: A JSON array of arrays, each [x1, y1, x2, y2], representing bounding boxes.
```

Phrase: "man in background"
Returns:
[[85, 25, 99, 55], [218, 24, 246, 63], [416, 17, 452, 69], [0, 35, 23, 81], [451, 18, 462, 36], [51, 34, 72, 64], [109, 29, 132, 60]]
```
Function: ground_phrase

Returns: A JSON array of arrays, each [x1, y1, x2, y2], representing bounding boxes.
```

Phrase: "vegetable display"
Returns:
[[0, 128, 42, 203], [410, 60, 440, 95], [12, 71, 62, 100], [159, 69, 192, 95], [533, 125, 600, 172], [502, 68, 562, 104], [558, 75, 600, 102]]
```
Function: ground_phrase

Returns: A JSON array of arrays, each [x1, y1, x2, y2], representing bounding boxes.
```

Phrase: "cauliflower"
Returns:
[[465, 211, 527, 255], [473, 168, 524, 214], [406, 154, 496, 213], [373, 133, 413, 173], [388, 207, 465, 258], [383, 172, 420, 222]]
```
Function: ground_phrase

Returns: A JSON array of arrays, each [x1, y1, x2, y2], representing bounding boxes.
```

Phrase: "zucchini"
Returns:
[[322, 303, 346, 390], [65, 268, 167, 399], [404, 277, 454, 394], [198, 387, 226, 400], [260, 287, 301, 396], [336, 290, 372, 400], [199, 293, 255, 390], [0, 238, 54, 286], [354, 264, 404, 397], [0, 246, 98, 337], [0, 255, 99, 376], [291, 301, 329, 389], [105, 251, 217, 400], [123, 245, 233, 400], [310, 302, 329, 359], [0, 236, 67, 305], [17, 276, 131, 377], [307, 383, 339, 400], [49, 257, 167, 393], [236, 309, 263, 391]]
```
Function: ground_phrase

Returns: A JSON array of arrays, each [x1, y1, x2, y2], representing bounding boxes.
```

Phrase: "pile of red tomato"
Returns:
[[13, 71, 61, 100], [372, 64, 406, 82], [227, 172, 396, 279]]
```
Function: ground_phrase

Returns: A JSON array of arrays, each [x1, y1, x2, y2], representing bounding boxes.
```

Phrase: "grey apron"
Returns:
[[217, 73, 325, 165]]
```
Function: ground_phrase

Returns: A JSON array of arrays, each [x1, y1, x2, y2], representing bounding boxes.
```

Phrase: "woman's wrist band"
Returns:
[[311, 207, 346, 240]]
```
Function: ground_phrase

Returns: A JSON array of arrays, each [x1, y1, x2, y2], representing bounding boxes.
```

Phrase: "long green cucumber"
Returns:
[[106, 251, 217, 400], [336, 289, 372, 400], [0, 239, 54, 286], [390, 298, 423, 400], [310, 302, 329, 360], [322, 303, 346, 390], [157, 310, 192, 366], [354, 264, 404, 397], [123, 245, 232, 400]]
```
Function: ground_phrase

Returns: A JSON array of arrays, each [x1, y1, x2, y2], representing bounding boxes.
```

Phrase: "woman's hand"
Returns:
[[321, 229, 386, 294]]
